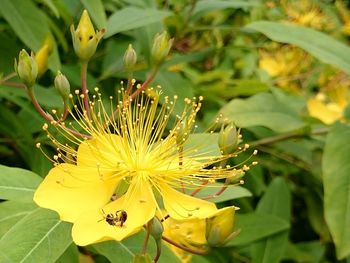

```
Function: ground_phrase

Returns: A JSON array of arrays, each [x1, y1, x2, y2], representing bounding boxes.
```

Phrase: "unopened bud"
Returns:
[[206, 206, 238, 247], [132, 254, 152, 263], [35, 36, 54, 77], [148, 217, 164, 241], [15, 49, 38, 88], [218, 123, 239, 155], [124, 44, 137, 72], [151, 31, 173, 65], [70, 10, 105, 61], [54, 71, 70, 101]]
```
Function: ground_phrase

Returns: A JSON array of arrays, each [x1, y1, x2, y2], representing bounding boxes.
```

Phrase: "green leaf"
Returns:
[[220, 92, 305, 133], [56, 244, 79, 263], [192, 0, 259, 19], [246, 21, 350, 75], [283, 241, 325, 263], [93, 230, 180, 263], [81, 0, 106, 28], [323, 123, 350, 259], [251, 177, 291, 263], [0, 165, 42, 202], [226, 213, 290, 246], [0, 0, 46, 49], [0, 208, 72, 263], [105, 7, 170, 38], [0, 201, 37, 237], [195, 184, 252, 203]]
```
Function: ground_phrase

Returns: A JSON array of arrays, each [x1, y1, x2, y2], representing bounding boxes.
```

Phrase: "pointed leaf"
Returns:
[[246, 21, 350, 75], [0, 165, 42, 202], [105, 7, 170, 38], [0, 208, 72, 263], [323, 123, 350, 259]]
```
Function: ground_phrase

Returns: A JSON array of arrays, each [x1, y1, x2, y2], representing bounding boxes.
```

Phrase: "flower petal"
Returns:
[[77, 135, 125, 169], [72, 178, 157, 246], [33, 163, 118, 222], [160, 183, 217, 220]]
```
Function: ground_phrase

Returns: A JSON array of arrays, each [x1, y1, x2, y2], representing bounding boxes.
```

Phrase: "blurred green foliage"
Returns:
[[1, 0, 350, 262]]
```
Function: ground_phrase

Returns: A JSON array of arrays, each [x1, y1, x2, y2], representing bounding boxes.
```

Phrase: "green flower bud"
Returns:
[[151, 31, 174, 65], [206, 206, 238, 247], [148, 217, 164, 241], [218, 123, 239, 155], [132, 254, 152, 263], [54, 71, 70, 101], [70, 10, 105, 61], [15, 49, 38, 88], [124, 44, 137, 72]]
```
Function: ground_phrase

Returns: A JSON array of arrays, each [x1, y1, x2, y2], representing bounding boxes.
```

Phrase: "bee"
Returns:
[[98, 209, 128, 227]]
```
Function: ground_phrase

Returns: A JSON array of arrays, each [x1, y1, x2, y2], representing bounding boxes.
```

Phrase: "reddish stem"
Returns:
[[80, 62, 91, 119], [162, 236, 208, 255]]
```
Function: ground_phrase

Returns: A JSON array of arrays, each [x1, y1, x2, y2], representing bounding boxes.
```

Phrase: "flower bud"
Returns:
[[35, 36, 54, 77], [70, 10, 105, 61], [206, 206, 238, 247], [132, 254, 152, 263], [54, 71, 70, 101], [14, 49, 38, 88], [124, 44, 137, 72], [148, 217, 164, 241], [151, 31, 173, 65], [218, 123, 239, 155]]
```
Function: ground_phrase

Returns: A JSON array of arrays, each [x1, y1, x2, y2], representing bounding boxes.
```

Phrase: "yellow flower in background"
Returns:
[[163, 206, 237, 262], [336, 0, 350, 36], [35, 36, 54, 77], [259, 44, 312, 91], [34, 88, 247, 246], [281, 0, 334, 31], [307, 72, 350, 124], [71, 10, 105, 61]]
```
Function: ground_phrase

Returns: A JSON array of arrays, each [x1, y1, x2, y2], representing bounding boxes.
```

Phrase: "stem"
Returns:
[[153, 240, 162, 263], [162, 236, 208, 255], [1, 72, 17, 82], [191, 180, 208, 196], [27, 88, 53, 122], [125, 74, 133, 96], [80, 62, 91, 119], [1, 81, 26, 89], [249, 127, 329, 147], [142, 224, 151, 254], [130, 67, 158, 100]]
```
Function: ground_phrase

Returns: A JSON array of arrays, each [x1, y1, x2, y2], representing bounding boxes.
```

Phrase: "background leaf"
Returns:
[[323, 123, 350, 259], [246, 21, 350, 75], [251, 177, 291, 263], [0, 208, 72, 263], [105, 7, 170, 38], [0, 165, 42, 202]]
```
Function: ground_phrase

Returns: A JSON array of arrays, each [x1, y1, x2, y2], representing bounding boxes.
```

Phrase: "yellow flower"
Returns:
[[35, 36, 54, 77], [70, 10, 104, 61], [259, 45, 312, 91], [307, 71, 350, 124], [281, 0, 334, 31], [34, 88, 246, 246], [163, 206, 237, 262]]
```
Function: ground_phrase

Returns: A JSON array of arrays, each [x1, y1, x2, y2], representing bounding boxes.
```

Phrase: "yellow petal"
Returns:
[[77, 135, 126, 170], [307, 98, 342, 124], [72, 178, 157, 246], [160, 183, 217, 220], [33, 163, 118, 222]]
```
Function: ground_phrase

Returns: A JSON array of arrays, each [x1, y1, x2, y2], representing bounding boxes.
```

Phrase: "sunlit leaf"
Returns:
[[323, 123, 350, 259], [105, 7, 170, 38], [246, 21, 350, 75], [0, 208, 72, 263], [0, 165, 42, 202]]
